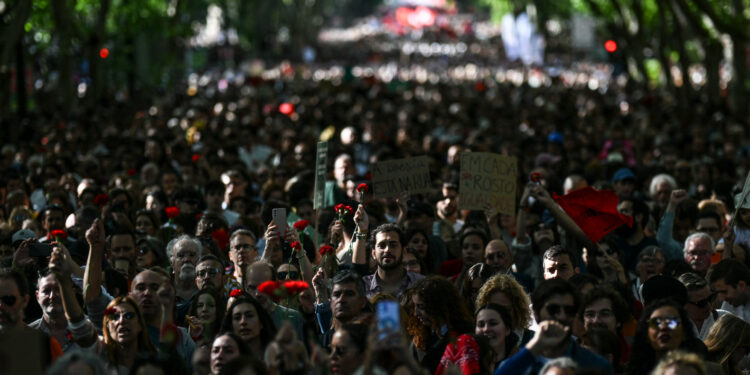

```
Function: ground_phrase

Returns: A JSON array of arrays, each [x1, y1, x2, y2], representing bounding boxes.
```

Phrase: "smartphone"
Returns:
[[272, 208, 287, 237], [376, 300, 400, 336], [29, 243, 53, 258]]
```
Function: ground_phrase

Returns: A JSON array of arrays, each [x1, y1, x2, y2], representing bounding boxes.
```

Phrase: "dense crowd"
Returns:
[[1, 34, 750, 375]]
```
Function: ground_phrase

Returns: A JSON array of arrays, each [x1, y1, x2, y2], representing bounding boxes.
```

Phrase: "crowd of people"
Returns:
[[1, 25, 750, 375]]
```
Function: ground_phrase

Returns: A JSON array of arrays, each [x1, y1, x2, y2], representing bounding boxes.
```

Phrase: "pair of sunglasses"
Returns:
[[687, 293, 716, 308], [278, 271, 299, 280], [648, 317, 681, 330]]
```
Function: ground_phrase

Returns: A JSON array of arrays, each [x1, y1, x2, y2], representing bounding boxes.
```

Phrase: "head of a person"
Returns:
[[616, 198, 650, 236], [531, 278, 579, 329], [568, 273, 599, 297], [189, 286, 225, 335], [460, 229, 488, 266], [438, 182, 459, 217], [229, 229, 258, 272], [106, 229, 137, 276], [649, 174, 678, 206], [543, 246, 578, 281], [475, 303, 516, 354], [45, 350, 107, 375], [695, 210, 722, 243], [210, 332, 250, 375], [463, 262, 494, 304], [484, 239, 513, 274], [167, 235, 202, 282], [370, 223, 406, 271], [678, 272, 716, 325], [42, 204, 66, 233], [637, 246, 665, 281], [102, 296, 154, 352], [704, 313, 750, 374], [611, 168, 636, 199], [244, 261, 275, 310], [405, 220, 433, 253], [329, 323, 368, 375], [0, 267, 29, 331], [580, 285, 630, 335], [195, 254, 226, 291], [221, 295, 277, 347], [333, 154, 353, 184], [402, 247, 424, 275], [707, 259, 750, 307], [135, 209, 160, 238], [651, 350, 706, 375], [330, 270, 367, 322], [36, 271, 64, 321], [683, 232, 714, 276], [135, 237, 167, 270], [539, 357, 578, 375], [412, 275, 472, 332], [204, 180, 226, 212], [634, 298, 694, 358], [476, 274, 532, 331], [129, 269, 169, 322]]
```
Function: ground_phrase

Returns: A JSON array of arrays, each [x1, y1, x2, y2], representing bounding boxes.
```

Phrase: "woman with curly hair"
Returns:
[[476, 274, 534, 347], [705, 314, 750, 375], [410, 275, 476, 374], [221, 294, 277, 360], [625, 298, 705, 375]]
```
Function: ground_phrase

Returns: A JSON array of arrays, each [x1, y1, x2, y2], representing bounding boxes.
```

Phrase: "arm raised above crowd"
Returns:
[[83, 219, 105, 303], [352, 204, 369, 265], [530, 184, 599, 253]]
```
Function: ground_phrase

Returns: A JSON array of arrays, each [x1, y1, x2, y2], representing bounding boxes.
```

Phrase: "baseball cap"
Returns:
[[12, 229, 36, 246], [611, 168, 636, 183]]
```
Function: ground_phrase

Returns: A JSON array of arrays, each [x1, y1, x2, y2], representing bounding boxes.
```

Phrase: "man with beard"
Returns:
[[485, 239, 535, 292], [580, 285, 632, 365], [106, 228, 137, 280], [683, 232, 714, 278], [613, 198, 658, 271], [678, 272, 729, 340], [434, 182, 463, 258], [168, 235, 201, 324], [631, 246, 664, 303], [352, 206, 424, 299], [311, 269, 368, 347], [496, 279, 613, 375], [708, 260, 750, 322]]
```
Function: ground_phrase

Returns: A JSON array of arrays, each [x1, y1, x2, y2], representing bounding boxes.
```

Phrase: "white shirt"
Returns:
[[721, 300, 750, 323], [690, 309, 730, 340]]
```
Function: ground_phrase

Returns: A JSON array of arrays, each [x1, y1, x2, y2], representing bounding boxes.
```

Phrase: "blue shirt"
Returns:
[[494, 340, 613, 375]]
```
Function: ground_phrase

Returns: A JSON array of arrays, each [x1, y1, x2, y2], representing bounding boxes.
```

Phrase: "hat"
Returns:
[[12, 229, 36, 246], [611, 168, 636, 183], [641, 275, 687, 306], [534, 153, 562, 168], [735, 193, 750, 210]]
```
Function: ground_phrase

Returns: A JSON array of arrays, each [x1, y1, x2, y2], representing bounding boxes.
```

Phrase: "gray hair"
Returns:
[[539, 357, 578, 375], [649, 174, 677, 198], [46, 350, 107, 375], [683, 232, 716, 254], [166, 234, 203, 260]]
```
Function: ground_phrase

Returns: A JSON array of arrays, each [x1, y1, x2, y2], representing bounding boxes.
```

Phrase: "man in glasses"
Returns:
[[580, 285, 632, 365], [678, 272, 729, 340], [245, 261, 305, 340], [195, 254, 226, 294], [683, 232, 715, 278], [497, 279, 612, 375], [227, 229, 258, 291], [485, 239, 534, 292]]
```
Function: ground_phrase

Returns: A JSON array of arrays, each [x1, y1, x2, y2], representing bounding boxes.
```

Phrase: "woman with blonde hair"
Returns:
[[705, 313, 750, 375], [651, 350, 705, 375], [476, 274, 533, 346]]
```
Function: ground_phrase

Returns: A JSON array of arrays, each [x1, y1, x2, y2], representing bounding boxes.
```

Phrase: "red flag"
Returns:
[[553, 187, 632, 243]]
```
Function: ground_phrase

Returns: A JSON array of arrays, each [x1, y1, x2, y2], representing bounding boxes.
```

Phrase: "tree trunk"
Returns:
[[0, 0, 32, 117], [50, 0, 75, 113]]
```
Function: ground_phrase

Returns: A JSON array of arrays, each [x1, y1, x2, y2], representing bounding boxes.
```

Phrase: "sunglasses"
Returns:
[[278, 271, 299, 280], [687, 293, 716, 308], [197, 268, 221, 278], [648, 317, 681, 330], [109, 311, 136, 322], [0, 295, 18, 306], [546, 304, 576, 316]]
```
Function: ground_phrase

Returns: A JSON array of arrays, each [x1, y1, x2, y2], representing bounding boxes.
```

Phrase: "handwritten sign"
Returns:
[[313, 141, 328, 209], [372, 156, 432, 199], [459, 153, 517, 215]]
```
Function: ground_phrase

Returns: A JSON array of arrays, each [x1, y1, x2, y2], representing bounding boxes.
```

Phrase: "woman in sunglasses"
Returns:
[[187, 287, 225, 344], [91, 296, 157, 374], [135, 237, 167, 269], [625, 298, 705, 375]]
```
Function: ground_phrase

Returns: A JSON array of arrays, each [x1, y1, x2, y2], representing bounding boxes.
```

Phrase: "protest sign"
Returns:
[[371, 156, 432, 199], [459, 153, 517, 215], [313, 141, 328, 210]]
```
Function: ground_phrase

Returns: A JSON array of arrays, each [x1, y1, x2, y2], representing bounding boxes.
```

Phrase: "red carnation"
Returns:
[[293, 220, 309, 231], [319, 245, 335, 256], [93, 193, 109, 206], [357, 183, 369, 193], [165, 206, 180, 219], [127, 168, 137, 176], [530, 172, 542, 183], [211, 229, 230, 252], [258, 281, 281, 297], [344, 205, 354, 214], [191, 154, 200, 162], [229, 289, 242, 298], [51, 229, 68, 241], [291, 241, 302, 252], [104, 307, 117, 316], [334, 203, 345, 213], [283, 280, 309, 295]]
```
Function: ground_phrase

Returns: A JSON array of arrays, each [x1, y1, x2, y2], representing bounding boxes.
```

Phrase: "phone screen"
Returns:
[[376, 300, 400, 335]]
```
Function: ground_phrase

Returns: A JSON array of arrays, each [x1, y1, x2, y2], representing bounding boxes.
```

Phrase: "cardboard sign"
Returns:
[[313, 141, 328, 210], [372, 156, 432, 198], [459, 152, 517, 215]]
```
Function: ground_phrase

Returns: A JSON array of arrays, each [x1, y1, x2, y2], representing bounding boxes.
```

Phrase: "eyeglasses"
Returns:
[[278, 271, 299, 280], [0, 295, 18, 306], [648, 316, 681, 330], [687, 293, 716, 308], [545, 304, 576, 316], [110, 311, 136, 322], [196, 268, 221, 278]]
